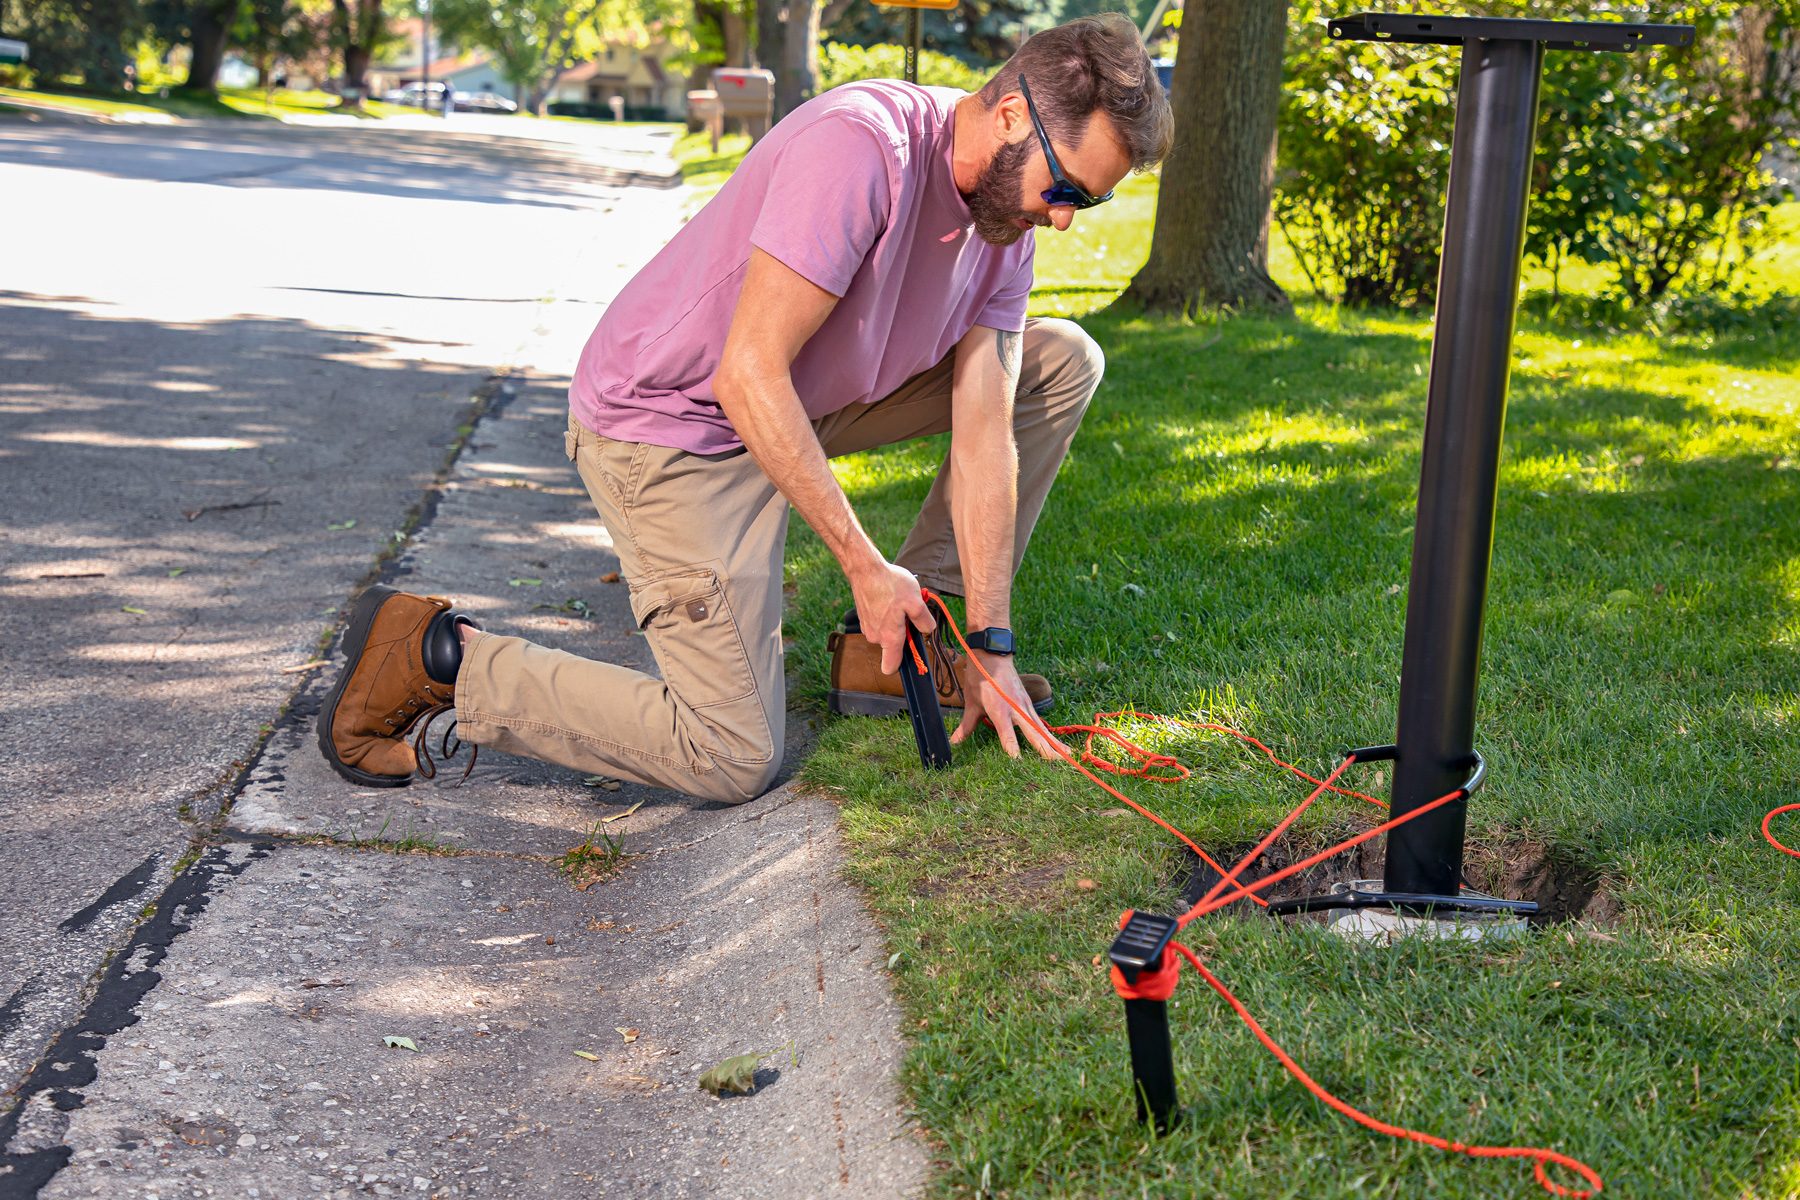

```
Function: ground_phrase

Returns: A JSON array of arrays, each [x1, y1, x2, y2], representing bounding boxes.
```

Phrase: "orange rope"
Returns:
[[916, 589, 1603, 1198], [919, 593, 1267, 907], [1764, 804, 1800, 858], [1172, 942, 1603, 1199]]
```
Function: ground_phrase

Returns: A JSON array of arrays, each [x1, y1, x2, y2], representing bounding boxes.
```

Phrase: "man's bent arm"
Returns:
[[713, 248, 934, 671], [945, 321, 1061, 760], [947, 321, 1021, 633]]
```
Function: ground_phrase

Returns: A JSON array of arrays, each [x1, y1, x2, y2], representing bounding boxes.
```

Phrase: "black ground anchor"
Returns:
[[1108, 910, 1183, 1134], [898, 624, 951, 769]]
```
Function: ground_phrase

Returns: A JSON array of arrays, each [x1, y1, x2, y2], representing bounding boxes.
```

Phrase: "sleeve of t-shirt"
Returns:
[[749, 116, 895, 298], [973, 240, 1036, 333]]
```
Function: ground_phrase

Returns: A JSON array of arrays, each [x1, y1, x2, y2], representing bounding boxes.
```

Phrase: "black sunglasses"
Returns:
[[1018, 74, 1114, 211]]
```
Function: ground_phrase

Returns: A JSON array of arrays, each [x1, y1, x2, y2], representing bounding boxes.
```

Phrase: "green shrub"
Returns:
[[1274, 11, 1456, 308], [1276, 0, 1800, 309], [818, 41, 993, 93]]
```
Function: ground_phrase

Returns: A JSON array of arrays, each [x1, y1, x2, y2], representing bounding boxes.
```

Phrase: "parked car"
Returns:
[[381, 82, 517, 113], [456, 91, 517, 114]]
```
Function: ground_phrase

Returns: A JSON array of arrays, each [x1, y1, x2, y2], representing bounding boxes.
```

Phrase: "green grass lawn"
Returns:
[[0, 83, 414, 121], [785, 172, 1800, 1197], [675, 128, 753, 205]]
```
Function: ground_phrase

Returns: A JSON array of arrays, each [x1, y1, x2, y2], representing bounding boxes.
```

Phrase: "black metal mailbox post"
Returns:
[[1285, 14, 1695, 915]]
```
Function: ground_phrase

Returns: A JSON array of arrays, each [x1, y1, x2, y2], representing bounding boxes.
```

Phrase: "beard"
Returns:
[[966, 139, 1039, 247]]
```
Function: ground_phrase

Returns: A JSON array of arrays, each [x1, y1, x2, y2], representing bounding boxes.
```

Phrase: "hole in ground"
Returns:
[[1175, 832, 1617, 927]]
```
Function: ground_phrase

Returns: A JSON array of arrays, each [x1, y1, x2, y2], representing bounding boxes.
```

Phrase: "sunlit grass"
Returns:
[[0, 84, 175, 117], [675, 128, 753, 208], [0, 83, 419, 121]]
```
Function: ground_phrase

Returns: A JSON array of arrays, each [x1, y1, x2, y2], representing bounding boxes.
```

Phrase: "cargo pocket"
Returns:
[[628, 569, 758, 711]]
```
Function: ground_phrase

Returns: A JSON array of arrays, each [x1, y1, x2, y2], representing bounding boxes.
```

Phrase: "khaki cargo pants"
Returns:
[[454, 317, 1102, 803]]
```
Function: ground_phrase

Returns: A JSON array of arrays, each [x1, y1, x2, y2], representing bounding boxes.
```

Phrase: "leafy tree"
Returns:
[[818, 40, 989, 91], [146, 0, 245, 91], [329, 0, 405, 102], [10, 0, 145, 88], [1531, 2, 1800, 304], [1053, 0, 1159, 34], [1274, 1, 1455, 308], [1126, 0, 1292, 314], [234, 0, 316, 86], [434, 0, 674, 114], [824, 0, 1026, 67], [1277, 0, 1800, 309]]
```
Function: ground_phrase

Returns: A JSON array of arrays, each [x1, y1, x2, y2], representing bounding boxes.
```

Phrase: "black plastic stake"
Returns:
[[1123, 999, 1180, 1132], [1109, 911, 1181, 1133], [1326, 14, 1693, 903], [898, 624, 951, 769]]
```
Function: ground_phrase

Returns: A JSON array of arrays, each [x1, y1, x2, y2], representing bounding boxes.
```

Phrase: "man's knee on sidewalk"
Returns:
[[689, 750, 783, 805]]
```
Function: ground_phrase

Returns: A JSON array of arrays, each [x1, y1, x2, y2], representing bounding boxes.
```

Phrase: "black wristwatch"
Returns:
[[964, 627, 1016, 656]]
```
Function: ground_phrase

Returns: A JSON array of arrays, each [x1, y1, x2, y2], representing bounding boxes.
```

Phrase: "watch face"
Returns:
[[972, 628, 1015, 655]]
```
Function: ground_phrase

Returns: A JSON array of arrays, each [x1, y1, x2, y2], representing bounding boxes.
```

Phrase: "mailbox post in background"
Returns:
[[686, 89, 723, 152], [870, 0, 957, 84], [710, 67, 776, 143]]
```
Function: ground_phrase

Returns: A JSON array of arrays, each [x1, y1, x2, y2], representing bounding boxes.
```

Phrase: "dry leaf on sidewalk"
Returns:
[[382, 1036, 419, 1052], [600, 800, 644, 824], [615, 1027, 639, 1043], [697, 1052, 767, 1097], [573, 1050, 600, 1062]]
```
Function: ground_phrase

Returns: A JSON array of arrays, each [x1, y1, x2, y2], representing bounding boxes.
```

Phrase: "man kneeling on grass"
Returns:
[[317, 14, 1174, 803]]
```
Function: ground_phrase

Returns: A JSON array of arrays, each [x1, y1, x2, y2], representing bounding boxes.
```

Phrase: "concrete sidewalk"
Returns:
[[23, 377, 929, 1199]]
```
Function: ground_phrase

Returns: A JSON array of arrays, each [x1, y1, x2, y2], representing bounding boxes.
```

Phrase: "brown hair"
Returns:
[[976, 13, 1174, 171]]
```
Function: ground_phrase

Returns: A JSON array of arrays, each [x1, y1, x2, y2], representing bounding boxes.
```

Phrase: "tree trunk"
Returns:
[[775, 0, 819, 120], [723, 9, 751, 67], [183, 0, 241, 92], [755, 0, 783, 73], [81, 0, 135, 90], [343, 42, 371, 97], [1124, 0, 1291, 315], [332, 0, 381, 104]]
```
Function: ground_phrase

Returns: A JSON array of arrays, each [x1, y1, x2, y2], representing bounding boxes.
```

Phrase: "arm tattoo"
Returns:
[[994, 328, 1022, 379]]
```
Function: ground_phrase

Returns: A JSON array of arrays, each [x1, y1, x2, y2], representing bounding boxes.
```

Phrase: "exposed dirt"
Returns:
[[908, 836, 1085, 911], [1176, 829, 1618, 927]]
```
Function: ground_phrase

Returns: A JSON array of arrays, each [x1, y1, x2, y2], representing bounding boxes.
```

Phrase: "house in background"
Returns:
[[545, 43, 687, 119]]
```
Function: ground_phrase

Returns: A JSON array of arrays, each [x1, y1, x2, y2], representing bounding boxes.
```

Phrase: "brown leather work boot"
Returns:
[[826, 624, 1054, 719], [317, 585, 479, 788]]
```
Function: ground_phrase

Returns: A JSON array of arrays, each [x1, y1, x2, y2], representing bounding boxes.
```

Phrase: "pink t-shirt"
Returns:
[[569, 81, 1036, 455]]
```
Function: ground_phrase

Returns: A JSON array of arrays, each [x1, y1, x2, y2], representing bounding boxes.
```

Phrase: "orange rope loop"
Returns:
[[1764, 804, 1800, 858]]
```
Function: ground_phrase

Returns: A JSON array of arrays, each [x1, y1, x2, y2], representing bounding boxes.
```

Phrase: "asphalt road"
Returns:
[[0, 110, 673, 1092], [1, 113, 924, 1200]]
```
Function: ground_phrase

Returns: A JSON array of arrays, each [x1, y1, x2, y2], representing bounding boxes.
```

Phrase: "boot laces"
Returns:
[[412, 704, 477, 784], [928, 624, 962, 702], [391, 681, 477, 784]]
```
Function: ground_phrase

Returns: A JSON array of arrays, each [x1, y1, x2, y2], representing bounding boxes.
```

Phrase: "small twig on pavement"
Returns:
[[182, 496, 280, 522]]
